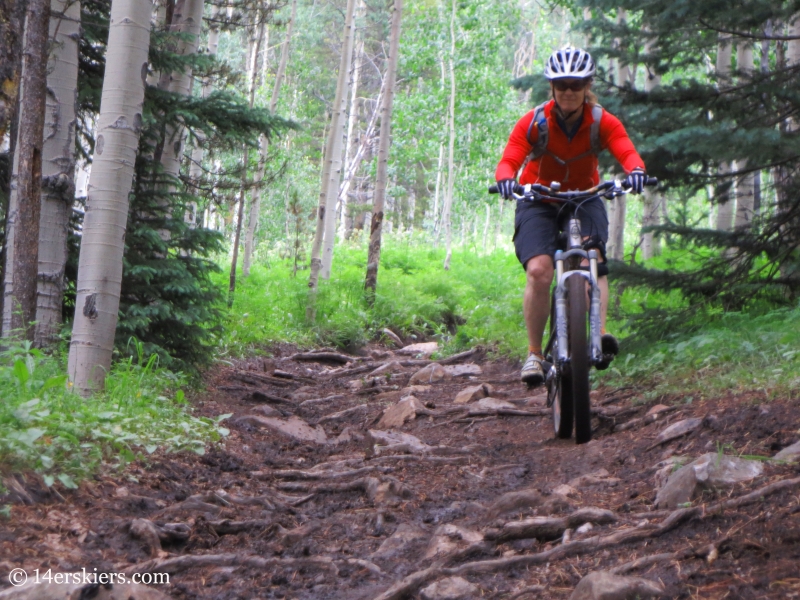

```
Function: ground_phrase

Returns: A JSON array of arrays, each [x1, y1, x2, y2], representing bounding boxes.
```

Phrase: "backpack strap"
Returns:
[[526, 102, 549, 160], [589, 104, 604, 155]]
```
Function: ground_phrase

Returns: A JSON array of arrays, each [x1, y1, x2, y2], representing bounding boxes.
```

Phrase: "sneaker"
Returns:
[[521, 353, 545, 386], [595, 334, 619, 371], [602, 333, 619, 356]]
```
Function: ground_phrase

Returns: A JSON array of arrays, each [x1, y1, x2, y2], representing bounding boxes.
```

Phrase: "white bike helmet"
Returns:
[[544, 46, 596, 80]]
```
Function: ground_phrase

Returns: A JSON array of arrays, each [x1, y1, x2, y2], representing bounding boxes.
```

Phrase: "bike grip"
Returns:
[[645, 176, 659, 186], [488, 184, 499, 194]]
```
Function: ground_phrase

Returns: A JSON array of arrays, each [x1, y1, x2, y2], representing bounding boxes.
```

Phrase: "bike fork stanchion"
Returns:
[[553, 250, 569, 365], [588, 249, 603, 363]]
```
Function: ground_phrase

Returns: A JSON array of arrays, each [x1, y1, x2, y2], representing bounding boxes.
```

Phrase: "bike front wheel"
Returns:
[[567, 273, 592, 444]]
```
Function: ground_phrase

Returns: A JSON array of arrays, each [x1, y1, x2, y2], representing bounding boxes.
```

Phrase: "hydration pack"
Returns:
[[526, 102, 605, 162]]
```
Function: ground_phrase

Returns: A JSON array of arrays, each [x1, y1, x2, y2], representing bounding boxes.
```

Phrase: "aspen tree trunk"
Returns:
[[432, 143, 444, 236], [363, 0, 402, 295], [338, 80, 383, 232], [68, 0, 151, 393], [229, 19, 265, 295], [715, 34, 734, 231], [640, 35, 662, 260], [187, 4, 220, 226], [34, 0, 81, 347], [244, 0, 296, 275], [482, 203, 490, 255], [239, 16, 267, 277], [308, 0, 356, 300], [320, 0, 357, 279], [306, 111, 331, 321], [441, 0, 456, 271], [338, 0, 365, 240], [2, 0, 50, 340], [734, 41, 755, 229], [0, 0, 26, 142], [158, 0, 203, 175], [606, 8, 628, 261]]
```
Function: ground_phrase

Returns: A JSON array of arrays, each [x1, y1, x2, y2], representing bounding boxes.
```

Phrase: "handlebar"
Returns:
[[488, 177, 658, 200]]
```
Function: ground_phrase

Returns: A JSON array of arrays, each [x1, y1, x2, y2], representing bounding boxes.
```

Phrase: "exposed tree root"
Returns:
[[367, 454, 469, 465], [298, 394, 345, 408], [485, 507, 617, 543], [272, 369, 316, 384], [231, 370, 295, 388], [123, 552, 384, 578], [315, 404, 368, 423], [276, 476, 380, 495], [272, 466, 393, 480], [322, 363, 379, 380], [506, 585, 546, 599], [438, 348, 481, 364], [371, 476, 800, 599], [291, 351, 358, 364]]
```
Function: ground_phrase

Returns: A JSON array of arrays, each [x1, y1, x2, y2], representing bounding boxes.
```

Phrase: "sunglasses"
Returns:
[[552, 79, 588, 92]]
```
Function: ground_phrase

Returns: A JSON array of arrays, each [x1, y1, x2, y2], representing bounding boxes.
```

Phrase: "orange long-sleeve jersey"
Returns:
[[495, 100, 645, 191]]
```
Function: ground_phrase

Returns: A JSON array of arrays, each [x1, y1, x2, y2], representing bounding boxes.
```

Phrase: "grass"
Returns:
[[597, 305, 800, 400], [0, 340, 229, 491]]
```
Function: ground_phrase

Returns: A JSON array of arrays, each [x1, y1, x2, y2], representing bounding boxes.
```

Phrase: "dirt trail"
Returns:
[[2, 344, 800, 599]]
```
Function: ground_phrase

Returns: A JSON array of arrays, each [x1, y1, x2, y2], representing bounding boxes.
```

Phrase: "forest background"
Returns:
[[2, 0, 800, 482]]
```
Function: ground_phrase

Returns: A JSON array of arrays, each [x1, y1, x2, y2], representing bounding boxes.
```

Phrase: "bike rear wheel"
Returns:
[[567, 274, 592, 444]]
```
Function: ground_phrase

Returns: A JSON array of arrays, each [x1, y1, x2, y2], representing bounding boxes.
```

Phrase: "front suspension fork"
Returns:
[[553, 249, 603, 366]]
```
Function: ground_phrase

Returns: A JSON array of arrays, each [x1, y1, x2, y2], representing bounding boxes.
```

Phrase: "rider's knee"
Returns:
[[525, 255, 554, 284]]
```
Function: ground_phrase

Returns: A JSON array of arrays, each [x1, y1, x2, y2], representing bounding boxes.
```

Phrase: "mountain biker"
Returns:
[[495, 46, 647, 386]]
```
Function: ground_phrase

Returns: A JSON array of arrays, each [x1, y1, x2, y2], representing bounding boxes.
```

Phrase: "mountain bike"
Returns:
[[489, 178, 657, 444]]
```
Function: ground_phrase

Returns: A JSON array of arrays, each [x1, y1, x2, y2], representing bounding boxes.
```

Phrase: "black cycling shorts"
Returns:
[[512, 197, 609, 270]]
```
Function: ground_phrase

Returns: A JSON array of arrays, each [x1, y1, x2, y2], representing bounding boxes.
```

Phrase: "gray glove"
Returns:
[[497, 179, 516, 200], [625, 168, 646, 194]]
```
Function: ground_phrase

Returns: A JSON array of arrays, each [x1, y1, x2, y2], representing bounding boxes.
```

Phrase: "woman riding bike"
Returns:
[[495, 46, 647, 386]]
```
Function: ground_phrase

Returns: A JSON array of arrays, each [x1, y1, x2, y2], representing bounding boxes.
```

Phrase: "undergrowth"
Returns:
[[0, 341, 229, 489], [220, 237, 800, 402], [218, 241, 531, 358], [597, 304, 800, 401]]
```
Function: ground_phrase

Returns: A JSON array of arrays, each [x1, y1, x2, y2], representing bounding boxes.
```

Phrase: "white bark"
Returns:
[[363, 0, 403, 294], [640, 35, 662, 260], [187, 4, 220, 226], [735, 41, 755, 228], [34, 0, 81, 347], [68, 0, 151, 393], [442, 0, 456, 271], [338, 0, 365, 240], [715, 34, 734, 231], [158, 0, 204, 182], [320, 0, 357, 279], [607, 8, 631, 260], [432, 142, 444, 234], [244, 0, 296, 276], [240, 16, 267, 276]]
